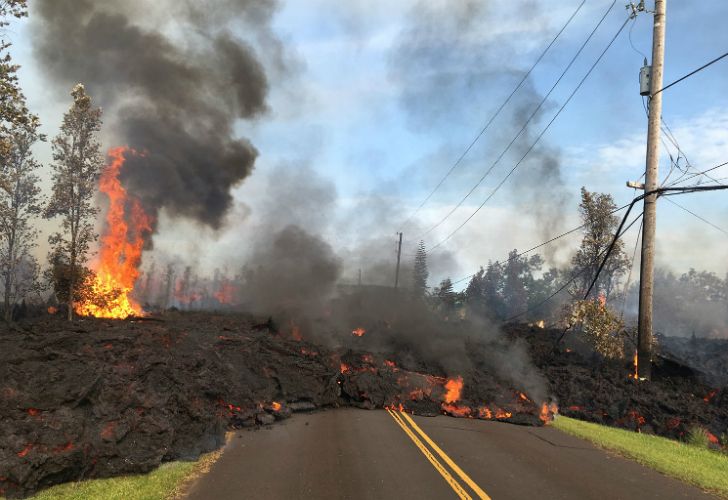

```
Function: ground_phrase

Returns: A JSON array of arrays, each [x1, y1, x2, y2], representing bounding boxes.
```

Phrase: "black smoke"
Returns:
[[31, 0, 277, 231]]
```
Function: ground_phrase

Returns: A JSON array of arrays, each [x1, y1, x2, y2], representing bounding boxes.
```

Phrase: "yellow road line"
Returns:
[[386, 408, 472, 500], [399, 411, 491, 500]]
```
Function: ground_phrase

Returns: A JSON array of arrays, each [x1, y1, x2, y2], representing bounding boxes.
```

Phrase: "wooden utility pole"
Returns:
[[394, 232, 403, 289], [638, 0, 666, 380]]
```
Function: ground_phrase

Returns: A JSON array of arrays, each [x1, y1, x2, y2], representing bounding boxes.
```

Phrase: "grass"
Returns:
[[4, 449, 223, 500], [552, 416, 728, 497]]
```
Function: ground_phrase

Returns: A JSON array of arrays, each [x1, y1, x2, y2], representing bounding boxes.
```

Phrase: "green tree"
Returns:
[[435, 277, 456, 314], [412, 240, 428, 298], [0, 116, 44, 320], [45, 84, 104, 320], [502, 249, 542, 319], [572, 188, 630, 301], [0, 1, 29, 157]]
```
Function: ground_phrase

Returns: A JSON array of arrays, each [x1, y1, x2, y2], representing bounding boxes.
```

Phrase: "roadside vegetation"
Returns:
[[552, 416, 728, 497], [3, 450, 221, 500]]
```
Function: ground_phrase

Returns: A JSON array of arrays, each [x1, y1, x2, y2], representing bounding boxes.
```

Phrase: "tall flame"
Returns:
[[75, 147, 152, 319]]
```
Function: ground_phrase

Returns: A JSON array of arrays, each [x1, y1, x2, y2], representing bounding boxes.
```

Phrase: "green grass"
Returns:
[[552, 416, 728, 497], [4, 450, 222, 500]]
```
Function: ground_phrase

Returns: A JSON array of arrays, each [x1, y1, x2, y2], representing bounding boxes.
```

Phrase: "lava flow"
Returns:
[[75, 147, 152, 319]]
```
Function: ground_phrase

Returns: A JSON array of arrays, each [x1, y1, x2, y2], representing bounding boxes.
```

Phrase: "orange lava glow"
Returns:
[[352, 327, 366, 337], [495, 409, 512, 419], [704, 389, 718, 403], [478, 407, 493, 419], [75, 147, 152, 319], [443, 376, 463, 403], [628, 350, 639, 380], [442, 403, 472, 417], [539, 402, 559, 424]]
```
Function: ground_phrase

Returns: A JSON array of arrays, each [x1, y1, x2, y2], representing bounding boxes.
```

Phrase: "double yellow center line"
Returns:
[[386, 408, 491, 500]]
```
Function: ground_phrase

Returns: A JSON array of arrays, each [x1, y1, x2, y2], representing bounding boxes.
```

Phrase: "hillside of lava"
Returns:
[[1, 312, 726, 498]]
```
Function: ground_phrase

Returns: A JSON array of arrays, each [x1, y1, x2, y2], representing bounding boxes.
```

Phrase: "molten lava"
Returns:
[[75, 147, 152, 319], [443, 376, 463, 403]]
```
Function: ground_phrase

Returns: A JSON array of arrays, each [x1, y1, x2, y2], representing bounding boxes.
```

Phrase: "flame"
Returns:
[[271, 401, 282, 412], [517, 392, 530, 402], [75, 147, 152, 319], [213, 280, 235, 304], [352, 327, 366, 337], [47, 306, 58, 315], [628, 350, 639, 379], [539, 402, 559, 424], [597, 292, 606, 308], [443, 376, 463, 403], [383, 360, 397, 369], [340, 362, 350, 374]]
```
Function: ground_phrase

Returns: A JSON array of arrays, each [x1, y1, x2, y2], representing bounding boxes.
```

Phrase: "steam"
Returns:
[[31, 0, 277, 231]]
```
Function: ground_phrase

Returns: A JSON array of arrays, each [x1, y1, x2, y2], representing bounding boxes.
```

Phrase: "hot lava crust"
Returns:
[[0, 314, 726, 497]]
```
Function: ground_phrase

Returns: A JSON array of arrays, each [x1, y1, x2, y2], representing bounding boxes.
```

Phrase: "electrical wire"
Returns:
[[428, 14, 631, 253], [396, 0, 588, 232], [664, 197, 728, 237], [653, 50, 728, 96], [416, 0, 620, 240]]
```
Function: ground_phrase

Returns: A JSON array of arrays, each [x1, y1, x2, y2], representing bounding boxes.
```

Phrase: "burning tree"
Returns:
[[45, 84, 103, 320]]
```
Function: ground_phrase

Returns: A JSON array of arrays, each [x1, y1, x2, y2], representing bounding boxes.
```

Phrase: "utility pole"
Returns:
[[637, 0, 666, 380], [394, 232, 403, 289]]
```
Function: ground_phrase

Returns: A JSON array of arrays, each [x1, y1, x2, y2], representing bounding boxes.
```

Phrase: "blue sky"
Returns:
[[9, 0, 728, 285]]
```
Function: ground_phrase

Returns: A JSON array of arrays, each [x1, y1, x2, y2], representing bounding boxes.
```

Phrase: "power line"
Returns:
[[664, 197, 728, 237], [416, 0, 620, 240], [654, 50, 728, 96], [504, 211, 644, 323], [428, 14, 631, 253], [450, 202, 631, 286], [667, 160, 728, 187], [397, 0, 588, 232]]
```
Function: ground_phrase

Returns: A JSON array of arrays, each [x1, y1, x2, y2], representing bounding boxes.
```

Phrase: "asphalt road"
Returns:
[[184, 408, 716, 500]]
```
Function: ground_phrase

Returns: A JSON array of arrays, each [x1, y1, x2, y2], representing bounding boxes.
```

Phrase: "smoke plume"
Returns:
[[31, 0, 278, 232]]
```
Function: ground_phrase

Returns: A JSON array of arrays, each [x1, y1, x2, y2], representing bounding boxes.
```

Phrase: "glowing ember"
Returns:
[[443, 376, 463, 403], [340, 363, 350, 374], [352, 327, 366, 337], [517, 392, 530, 402], [383, 360, 397, 369], [495, 409, 512, 419], [271, 401, 282, 411], [628, 350, 639, 380], [478, 407, 492, 419], [361, 354, 374, 364], [704, 389, 718, 403], [47, 306, 57, 315], [75, 147, 152, 319], [289, 320, 303, 341], [707, 431, 719, 445], [17, 444, 32, 458]]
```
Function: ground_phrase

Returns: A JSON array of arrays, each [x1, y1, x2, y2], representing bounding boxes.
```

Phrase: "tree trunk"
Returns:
[[68, 248, 75, 321]]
